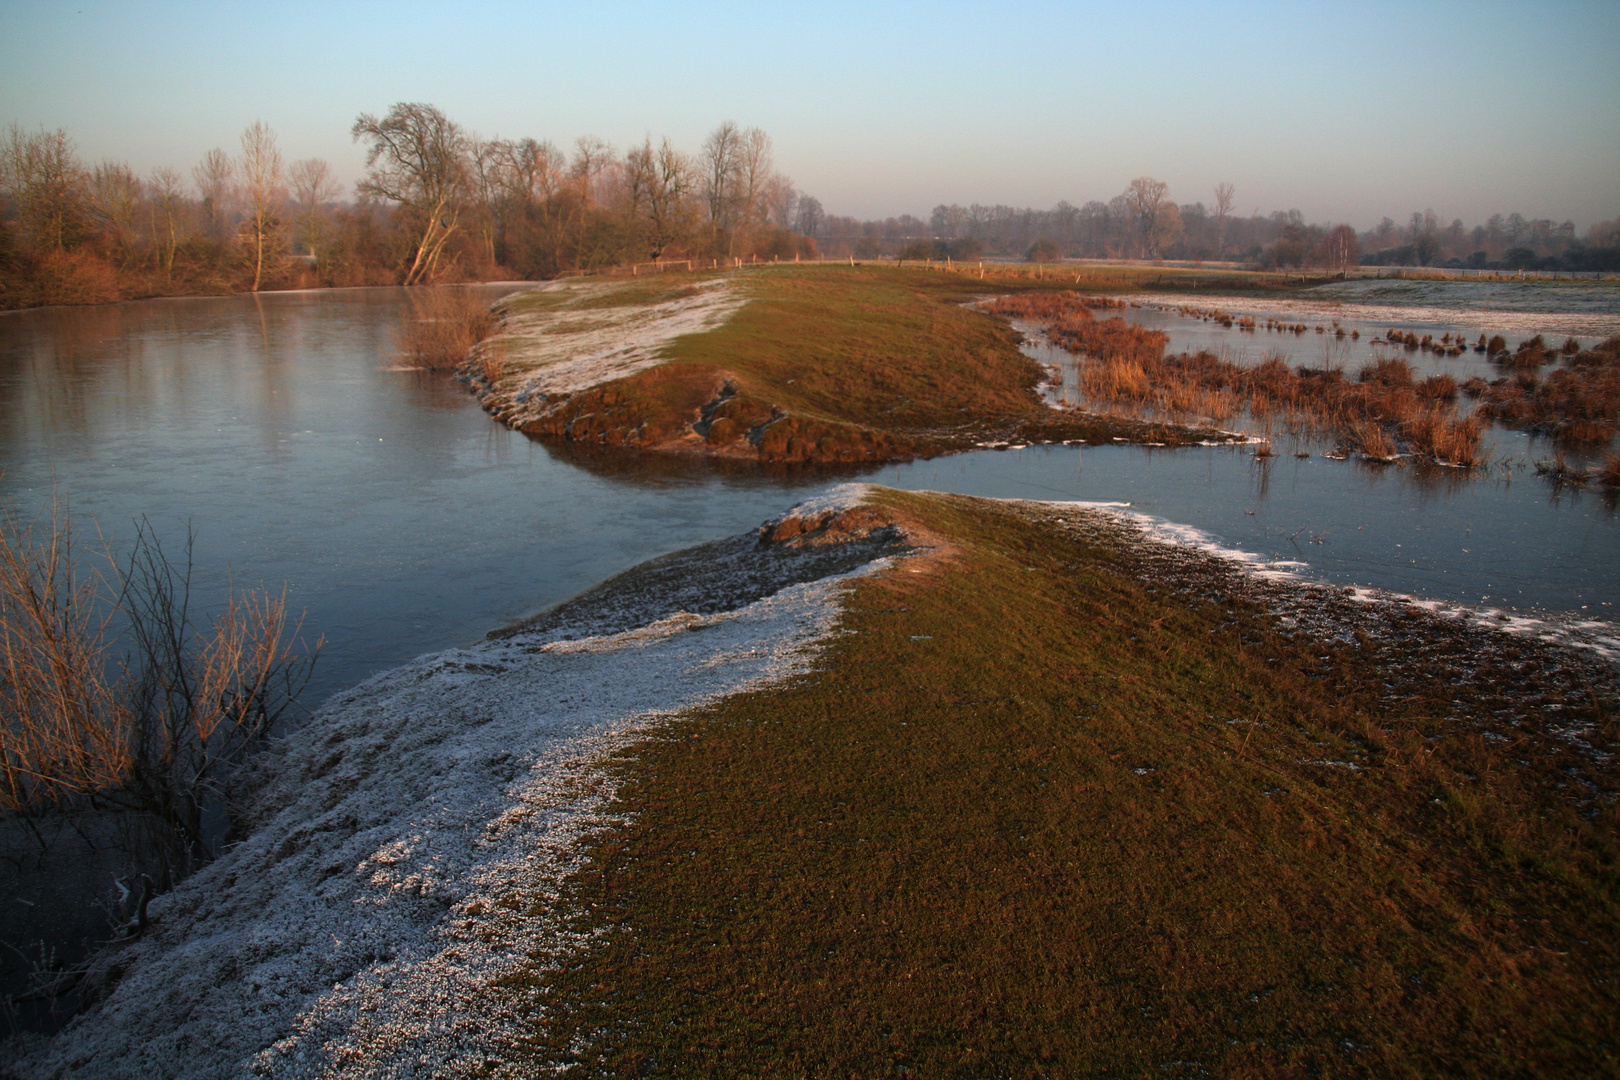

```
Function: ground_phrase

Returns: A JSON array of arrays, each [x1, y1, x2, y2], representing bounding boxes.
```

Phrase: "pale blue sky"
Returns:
[[3, 0, 1617, 228]]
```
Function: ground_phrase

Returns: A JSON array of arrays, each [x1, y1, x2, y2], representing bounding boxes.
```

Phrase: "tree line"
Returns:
[[5, 106, 1616, 310], [811, 179, 1619, 272], [0, 104, 818, 309]]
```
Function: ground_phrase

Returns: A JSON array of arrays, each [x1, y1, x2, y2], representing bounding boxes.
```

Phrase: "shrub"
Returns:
[[1026, 238, 1063, 263], [1, 503, 317, 880], [398, 288, 497, 370]]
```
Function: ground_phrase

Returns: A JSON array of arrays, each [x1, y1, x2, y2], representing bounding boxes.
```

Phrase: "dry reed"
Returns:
[[399, 288, 498, 371], [1597, 453, 1620, 487], [1, 504, 317, 871], [986, 295, 1620, 468]]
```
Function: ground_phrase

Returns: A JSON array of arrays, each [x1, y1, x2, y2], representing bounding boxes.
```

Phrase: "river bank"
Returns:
[[10, 485, 1615, 1076], [465, 266, 1228, 467]]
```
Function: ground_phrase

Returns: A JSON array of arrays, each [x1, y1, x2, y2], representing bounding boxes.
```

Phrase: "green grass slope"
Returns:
[[507, 489, 1618, 1077], [507, 267, 1215, 465]]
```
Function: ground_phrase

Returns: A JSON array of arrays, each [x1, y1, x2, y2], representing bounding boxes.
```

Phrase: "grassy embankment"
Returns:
[[478, 265, 1228, 466], [504, 488, 1617, 1076]]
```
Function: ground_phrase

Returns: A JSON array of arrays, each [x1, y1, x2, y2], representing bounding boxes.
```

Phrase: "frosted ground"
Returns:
[[9, 488, 893, 1080], [473, 277, 745, 432], [10, 484, 1617, 1076]]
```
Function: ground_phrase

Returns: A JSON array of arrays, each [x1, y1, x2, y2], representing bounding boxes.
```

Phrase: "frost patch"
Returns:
[[474, 278, 746, 429], [13, 557, 887, 1079]]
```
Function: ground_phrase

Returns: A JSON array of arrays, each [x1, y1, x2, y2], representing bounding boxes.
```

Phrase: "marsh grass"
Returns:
[[990, 293, 1492, 465], [514, 490, 1618, 1076], [1468, 335, 1620, 448]]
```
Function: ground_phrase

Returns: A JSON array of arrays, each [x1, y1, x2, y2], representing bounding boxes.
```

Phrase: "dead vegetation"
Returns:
[[1464, 334, 1620, 447], [1, 501, 318, 883], [397, 287, 498, 371], [988, 292, 1493, 465]]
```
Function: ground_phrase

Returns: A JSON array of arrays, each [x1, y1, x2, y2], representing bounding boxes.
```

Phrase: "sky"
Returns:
[[2, 0, 1617, 230]]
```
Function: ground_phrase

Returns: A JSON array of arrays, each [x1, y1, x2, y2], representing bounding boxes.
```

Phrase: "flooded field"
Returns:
[[0, 277, 1614, 705]]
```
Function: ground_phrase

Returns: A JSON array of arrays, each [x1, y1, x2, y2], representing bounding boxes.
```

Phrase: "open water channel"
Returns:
[[1, 281, 1617, 712]]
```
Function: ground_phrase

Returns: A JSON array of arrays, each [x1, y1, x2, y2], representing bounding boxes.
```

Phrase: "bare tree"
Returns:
[[352, 102, 470, 285], [192, 147, 236, 246], [569, 135, 613, 208], [734, 127, 774, 253], [88, 161, 144, 265], [765, 176, 796, 230], [700, 121, 740, 243], [1318, 224, 1360, 271], [1125, 177, 1179, 258], [287, 158, 339, 268], [466, 136, 508, 269], [238, 121, 285, 291], [148, 166, 186, 274], [794, 194, 824, 238], [626, 136, 693, 259], [1213, 181, 1234, 259], [0, 125, 88, 252]]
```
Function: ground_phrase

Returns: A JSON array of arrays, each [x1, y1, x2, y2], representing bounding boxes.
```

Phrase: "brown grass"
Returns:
[[992, 292, 1498, 465], [514, 490, 1619, 1076], [1468, 335, 1620, 447], [0, 503, 316, 873], [398, 288, 498, 370], [1350, 418, 1399, 460], [1402, 405, 1485, 467], [1597, 452, 1620, 487]]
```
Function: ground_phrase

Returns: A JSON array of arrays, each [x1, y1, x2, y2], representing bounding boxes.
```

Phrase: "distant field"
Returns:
[[510, 487, 1619, 1077]]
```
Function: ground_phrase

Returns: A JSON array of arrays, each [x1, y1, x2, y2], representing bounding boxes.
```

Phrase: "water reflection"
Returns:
[[2, 286, 1615, 710]]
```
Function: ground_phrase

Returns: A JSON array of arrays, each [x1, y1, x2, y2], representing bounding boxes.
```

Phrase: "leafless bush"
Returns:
[[398, 288, 497, 371], [1, 502, 318, 880]]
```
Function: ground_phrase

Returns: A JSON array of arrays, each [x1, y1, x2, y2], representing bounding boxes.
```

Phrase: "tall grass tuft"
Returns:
[[1403, 406, 1485, 467], [1349, 419, 1399, 460], [399, 288, 497, 371], [1, 503, 318, 880]]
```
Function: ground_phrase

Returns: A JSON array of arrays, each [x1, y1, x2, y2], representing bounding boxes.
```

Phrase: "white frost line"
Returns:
[[477, 278, 746, 424], [772, 482, 878, 521], [1025, 498, 1620, 663], [16, 560, 889, 1080]]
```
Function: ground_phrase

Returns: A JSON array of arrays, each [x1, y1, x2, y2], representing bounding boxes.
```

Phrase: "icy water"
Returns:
[[1115, 279, 1620, 383], [1, 282, 1616, 709]]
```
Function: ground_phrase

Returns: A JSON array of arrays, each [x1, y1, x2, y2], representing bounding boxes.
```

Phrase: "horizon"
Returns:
[[2, 0, 1618, 231]]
